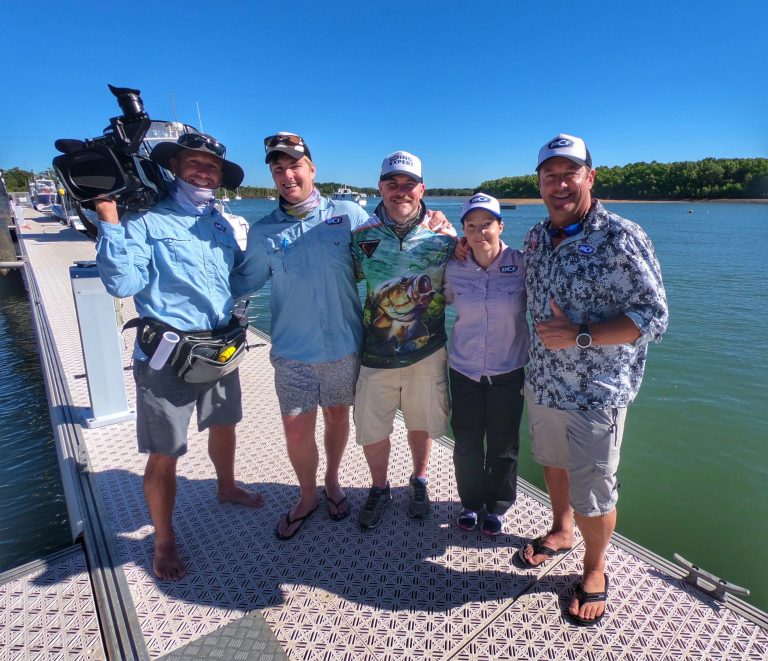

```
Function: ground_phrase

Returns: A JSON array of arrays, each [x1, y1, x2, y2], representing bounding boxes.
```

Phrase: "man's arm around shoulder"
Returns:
[[230, 223, 271, 299]]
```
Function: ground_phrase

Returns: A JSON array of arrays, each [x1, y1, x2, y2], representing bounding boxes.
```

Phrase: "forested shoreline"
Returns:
[[3, 157, 766, 200], [476, 158, 768, 200]]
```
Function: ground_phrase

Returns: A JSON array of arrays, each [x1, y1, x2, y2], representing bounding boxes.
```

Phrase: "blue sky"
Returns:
[[1, 0, 765, 188]]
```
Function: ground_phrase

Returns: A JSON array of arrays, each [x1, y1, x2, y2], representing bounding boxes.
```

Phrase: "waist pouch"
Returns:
[[124, 317, 248, 384]]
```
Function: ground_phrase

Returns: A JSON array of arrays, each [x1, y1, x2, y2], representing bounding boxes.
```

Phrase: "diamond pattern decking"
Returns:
[[8, 209, 768, 660], [0, 548, 104, 660]]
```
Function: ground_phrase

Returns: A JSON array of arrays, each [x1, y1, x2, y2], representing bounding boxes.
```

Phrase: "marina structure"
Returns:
[[1, 204, 766, 659]]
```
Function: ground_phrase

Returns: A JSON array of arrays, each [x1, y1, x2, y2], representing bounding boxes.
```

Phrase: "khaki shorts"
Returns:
[[354, 347, 449, 445], [525, 387, 627, 517]]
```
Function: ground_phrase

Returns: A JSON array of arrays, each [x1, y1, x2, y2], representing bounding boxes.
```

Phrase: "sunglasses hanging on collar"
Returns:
[[547, 220, 583, 238]]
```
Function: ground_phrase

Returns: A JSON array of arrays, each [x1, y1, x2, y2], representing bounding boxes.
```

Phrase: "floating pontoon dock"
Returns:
[[1, 206, 766, 660]]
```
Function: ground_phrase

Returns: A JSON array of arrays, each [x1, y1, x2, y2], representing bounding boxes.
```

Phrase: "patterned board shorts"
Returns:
[[270, 352, 361, 416]]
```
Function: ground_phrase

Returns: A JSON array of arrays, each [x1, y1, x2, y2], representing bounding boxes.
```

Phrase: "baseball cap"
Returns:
[[536, 133, 592, 171], [460, 193, 501, 223], [379, 151, 423, 183], [264, 132, 312, 164]]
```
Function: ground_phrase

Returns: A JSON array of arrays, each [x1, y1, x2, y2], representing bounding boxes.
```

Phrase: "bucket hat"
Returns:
[[151, 133, 244, 189]]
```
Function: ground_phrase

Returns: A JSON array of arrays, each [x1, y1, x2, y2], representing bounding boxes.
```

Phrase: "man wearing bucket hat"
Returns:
[[350, 151, 456, 530], [444, 193, 529, 536], [95, 131, 264, 581], [518, 133, 668, 625]]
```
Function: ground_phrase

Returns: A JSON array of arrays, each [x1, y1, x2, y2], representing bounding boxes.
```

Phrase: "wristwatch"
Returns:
[[576, 323, 593, 349]]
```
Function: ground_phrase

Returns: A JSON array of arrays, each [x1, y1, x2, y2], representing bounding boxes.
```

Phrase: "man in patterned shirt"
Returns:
[[351, 151, 456, 530], [517, 134, 668, 626]]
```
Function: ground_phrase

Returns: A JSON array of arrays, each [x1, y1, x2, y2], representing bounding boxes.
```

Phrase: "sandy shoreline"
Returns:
[[497, 197, 768, 205]]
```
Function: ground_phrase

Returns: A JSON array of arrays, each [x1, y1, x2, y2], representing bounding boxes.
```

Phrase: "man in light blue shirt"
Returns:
[[96, 133, 264, 581], [233, 132, 370, 540]]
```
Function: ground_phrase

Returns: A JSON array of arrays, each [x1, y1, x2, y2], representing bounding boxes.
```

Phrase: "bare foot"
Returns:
[[521, 529, 574, 566], [218, 484, 265, 508], [570, 571, 607, 623], [324, 482, 349, 519], [153, 539, 187, 581]]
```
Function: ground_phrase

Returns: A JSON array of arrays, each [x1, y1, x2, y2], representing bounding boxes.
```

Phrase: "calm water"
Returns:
[[236, 196, 768, 611], [0, 272, 71, 572], [3, 197, 766, 613]]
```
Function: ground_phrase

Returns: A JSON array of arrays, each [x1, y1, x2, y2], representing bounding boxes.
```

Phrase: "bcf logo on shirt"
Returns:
[[325, 216, 344, 225], [500, 265, 518, 273]]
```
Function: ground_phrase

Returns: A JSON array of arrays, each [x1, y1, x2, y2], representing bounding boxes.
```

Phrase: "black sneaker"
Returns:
[[481, 513, 505, 536], [358, 483, 392, 529], [407, 475, 432, 519], [457, 508, 479, 531]]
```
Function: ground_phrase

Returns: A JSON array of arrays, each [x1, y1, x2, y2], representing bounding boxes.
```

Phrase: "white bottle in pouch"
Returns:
[[149, 331, 180, 370]]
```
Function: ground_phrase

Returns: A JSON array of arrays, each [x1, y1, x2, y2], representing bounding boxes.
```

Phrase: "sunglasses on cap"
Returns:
[[263, 133, 311, 157], [178, 133, 227, 158]]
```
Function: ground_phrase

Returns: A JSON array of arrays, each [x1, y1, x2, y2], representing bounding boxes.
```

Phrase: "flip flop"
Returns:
[[568, 574, 609, 626], [323, 489, 350, 521], [516, 536, 573, 567], [274, 502, 319, 541]]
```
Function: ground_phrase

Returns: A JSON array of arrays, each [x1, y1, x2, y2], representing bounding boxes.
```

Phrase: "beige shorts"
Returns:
[[354, 347, 449, 445], [525, 386, 627, 517]]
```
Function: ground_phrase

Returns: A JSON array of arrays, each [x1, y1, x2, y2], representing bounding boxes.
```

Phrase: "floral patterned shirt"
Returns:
[[524, 200, 668, 410]]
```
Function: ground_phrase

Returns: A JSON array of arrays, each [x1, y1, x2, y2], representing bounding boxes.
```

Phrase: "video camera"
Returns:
[[53, 84, 198, 212]]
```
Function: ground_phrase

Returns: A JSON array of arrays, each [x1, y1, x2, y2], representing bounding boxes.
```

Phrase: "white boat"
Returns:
[[331, 185, 367, 206], [28, 178, 57, 212], [51, 199, 87, 232], [215, 200, 249, 250], [221, 194, 230, 203], [141, 121, 197, 156]]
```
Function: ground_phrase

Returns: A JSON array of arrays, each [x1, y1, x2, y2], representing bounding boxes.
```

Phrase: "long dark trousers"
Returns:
[[449, 367, 525, 515]]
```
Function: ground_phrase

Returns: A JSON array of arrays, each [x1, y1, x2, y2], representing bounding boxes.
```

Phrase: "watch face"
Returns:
[[576, 333, 592, 348]]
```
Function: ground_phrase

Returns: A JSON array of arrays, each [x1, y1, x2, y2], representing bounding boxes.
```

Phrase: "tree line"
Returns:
[[5, 158, 767, 199], [477, 158, 768, 200]]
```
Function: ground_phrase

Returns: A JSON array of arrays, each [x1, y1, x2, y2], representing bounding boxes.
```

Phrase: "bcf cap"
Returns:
[[536, 133, 592, 171], [460, 193, 501, 223]]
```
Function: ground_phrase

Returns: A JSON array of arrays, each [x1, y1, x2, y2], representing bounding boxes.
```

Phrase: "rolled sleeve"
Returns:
[[619, 232, 669, 345]]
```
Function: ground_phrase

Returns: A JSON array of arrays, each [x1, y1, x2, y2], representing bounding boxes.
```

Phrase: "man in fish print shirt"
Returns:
[[518, 134, 668, 626], [351, 151, 457, 530]]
